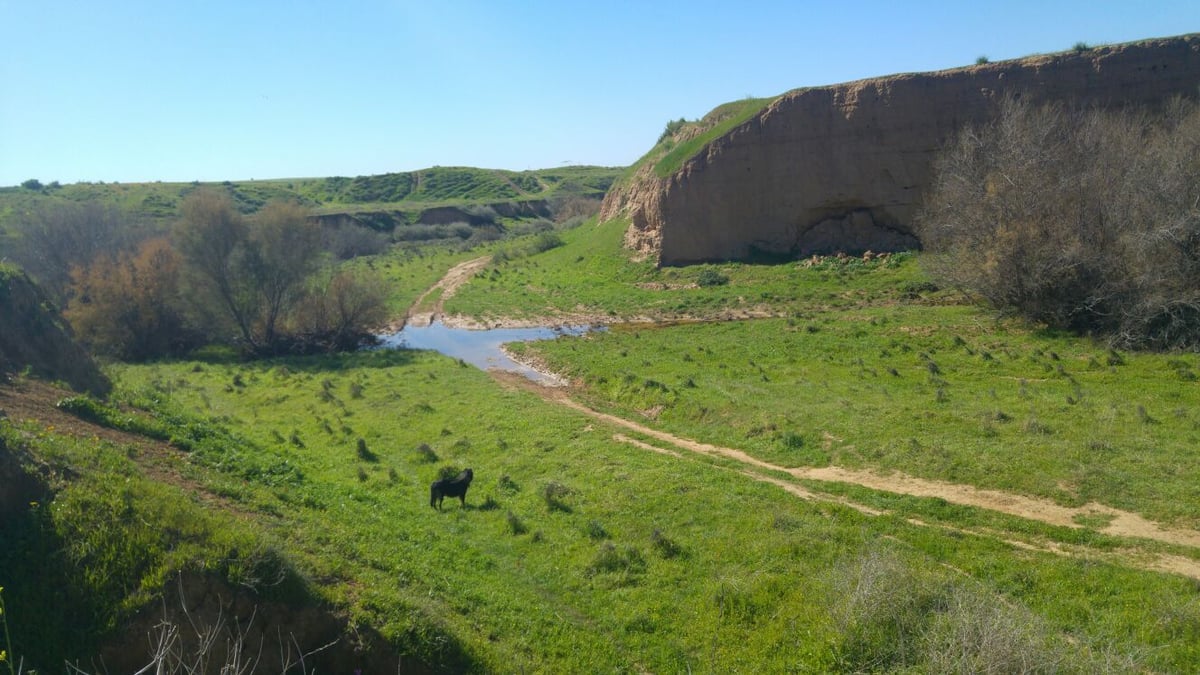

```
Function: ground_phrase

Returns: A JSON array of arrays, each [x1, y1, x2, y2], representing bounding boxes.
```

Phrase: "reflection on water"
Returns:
[[379, 322, 599, 383]]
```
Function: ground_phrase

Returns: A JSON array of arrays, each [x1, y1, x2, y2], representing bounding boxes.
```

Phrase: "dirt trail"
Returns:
[[402, 255, 491, 328], [489, 370, 1200, 575], [0, 380, 254, 516]]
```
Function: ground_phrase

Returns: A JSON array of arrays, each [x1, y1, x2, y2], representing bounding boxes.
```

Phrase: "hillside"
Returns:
[[602, 33, 1200, 265], [0, 165, 620, 235], [0, 264, 108, 395]]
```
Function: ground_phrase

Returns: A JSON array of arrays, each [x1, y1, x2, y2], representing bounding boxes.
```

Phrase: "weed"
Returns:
[[777, 431, 806, 450], [1023, 417, 1052, 435], [1136, 405, 1156, 425], [497, 475, 520, 494], [584, 520, 609, 540], [506, 510, 527, 535], [697, 269, 730, 287], [541, 481, 572, 512], [586, 542, 646, 578], [356, 438, 378, 462], [650, 529, 684, 559], [1, 586, 14, 675], [414, 443, 439, 463]]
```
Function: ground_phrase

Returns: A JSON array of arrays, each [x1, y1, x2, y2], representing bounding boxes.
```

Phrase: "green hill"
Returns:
[[0, 165, 621, 234]]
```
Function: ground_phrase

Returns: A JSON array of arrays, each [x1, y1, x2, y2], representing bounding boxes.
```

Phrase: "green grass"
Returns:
[[652, 97, 775, 178], [0, 421, 303, 664], [8, 210, 1200, 669], [519, 306, 1200, 528], [446, 216, 929, 322], [452, 217, 1200, 530], [347, 243, 494, 318], [67, 346, 1191, 671]]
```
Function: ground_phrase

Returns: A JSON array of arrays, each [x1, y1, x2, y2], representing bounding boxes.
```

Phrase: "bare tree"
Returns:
[[248, 201, 323, 348], [174, 191, 258, 347], [295, 269, 389, 352], [8, 201, 140, 302], [174, 194, 324, 354], [918, 96, 1200, 349]]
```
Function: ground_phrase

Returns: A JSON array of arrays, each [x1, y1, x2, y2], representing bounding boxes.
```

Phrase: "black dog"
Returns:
[[430, 468, 473, 510]]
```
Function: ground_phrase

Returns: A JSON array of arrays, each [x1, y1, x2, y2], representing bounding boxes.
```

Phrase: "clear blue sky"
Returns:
[[2, 1, 1197, 186]]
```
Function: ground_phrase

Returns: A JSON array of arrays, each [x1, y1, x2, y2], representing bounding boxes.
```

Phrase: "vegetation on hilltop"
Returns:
[[0, 165, 620, 232], [651, 97, 775, 178]]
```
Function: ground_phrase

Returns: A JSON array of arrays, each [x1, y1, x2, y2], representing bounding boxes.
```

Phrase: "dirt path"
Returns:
[[489, 370, 1200, 577], [0, 380, 256, 516], [402, 255, 492, 327]]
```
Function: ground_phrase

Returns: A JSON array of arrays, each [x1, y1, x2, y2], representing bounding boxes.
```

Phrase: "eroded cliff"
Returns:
[[603, 34, 1200, 265]]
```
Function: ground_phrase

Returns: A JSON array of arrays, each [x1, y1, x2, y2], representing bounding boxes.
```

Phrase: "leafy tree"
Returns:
[[174, 190, 258, 347], [174, 192, 327, 354], [20, 178, 43, 191], [248, 200, 323, 347]]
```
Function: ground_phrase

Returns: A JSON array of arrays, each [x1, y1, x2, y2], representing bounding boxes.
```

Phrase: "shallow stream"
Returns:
[[379, 321, 599, 384]]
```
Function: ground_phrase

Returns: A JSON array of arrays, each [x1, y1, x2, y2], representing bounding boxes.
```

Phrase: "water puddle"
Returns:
[[379, 322, 600, 384]]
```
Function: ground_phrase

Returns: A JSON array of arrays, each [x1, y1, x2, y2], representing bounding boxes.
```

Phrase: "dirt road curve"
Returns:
[[489, 370, 1200, 578], [402, 255, 492, 328]]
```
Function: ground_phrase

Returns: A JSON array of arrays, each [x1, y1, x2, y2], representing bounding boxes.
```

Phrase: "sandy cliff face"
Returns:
[[603, 34, 1200, 265]]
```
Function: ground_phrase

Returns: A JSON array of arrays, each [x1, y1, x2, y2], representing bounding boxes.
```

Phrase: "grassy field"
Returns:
[[446, 217, 930, 322], [75, 349, 1198, 671], [515, 307, 1200, 528], [5, 211, 1200, 670]]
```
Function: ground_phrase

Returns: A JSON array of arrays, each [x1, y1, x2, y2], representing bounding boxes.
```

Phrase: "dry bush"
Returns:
[[919, 96, 1200, 349], [826, 545, 1120, 673], [66, 237, 198, 360]]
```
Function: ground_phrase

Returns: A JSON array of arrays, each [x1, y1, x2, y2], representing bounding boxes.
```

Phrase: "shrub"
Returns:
[[919, 97, 1200, 349], [540, 481, 572, 511], [437, 465, 464, 481], [356, 438, 378, 462], [650, 529, 684, 559], [828, 545, 1076, 671], [975, 55, 989, 65], [529, 231, 564, 254], [506, 510, 527, 535], [414, 443, 439, 463], [696, 268, 730, 287], [658, 117, 689, 143], [584, 520, 609, 540], [586, 542, 646, 578]]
